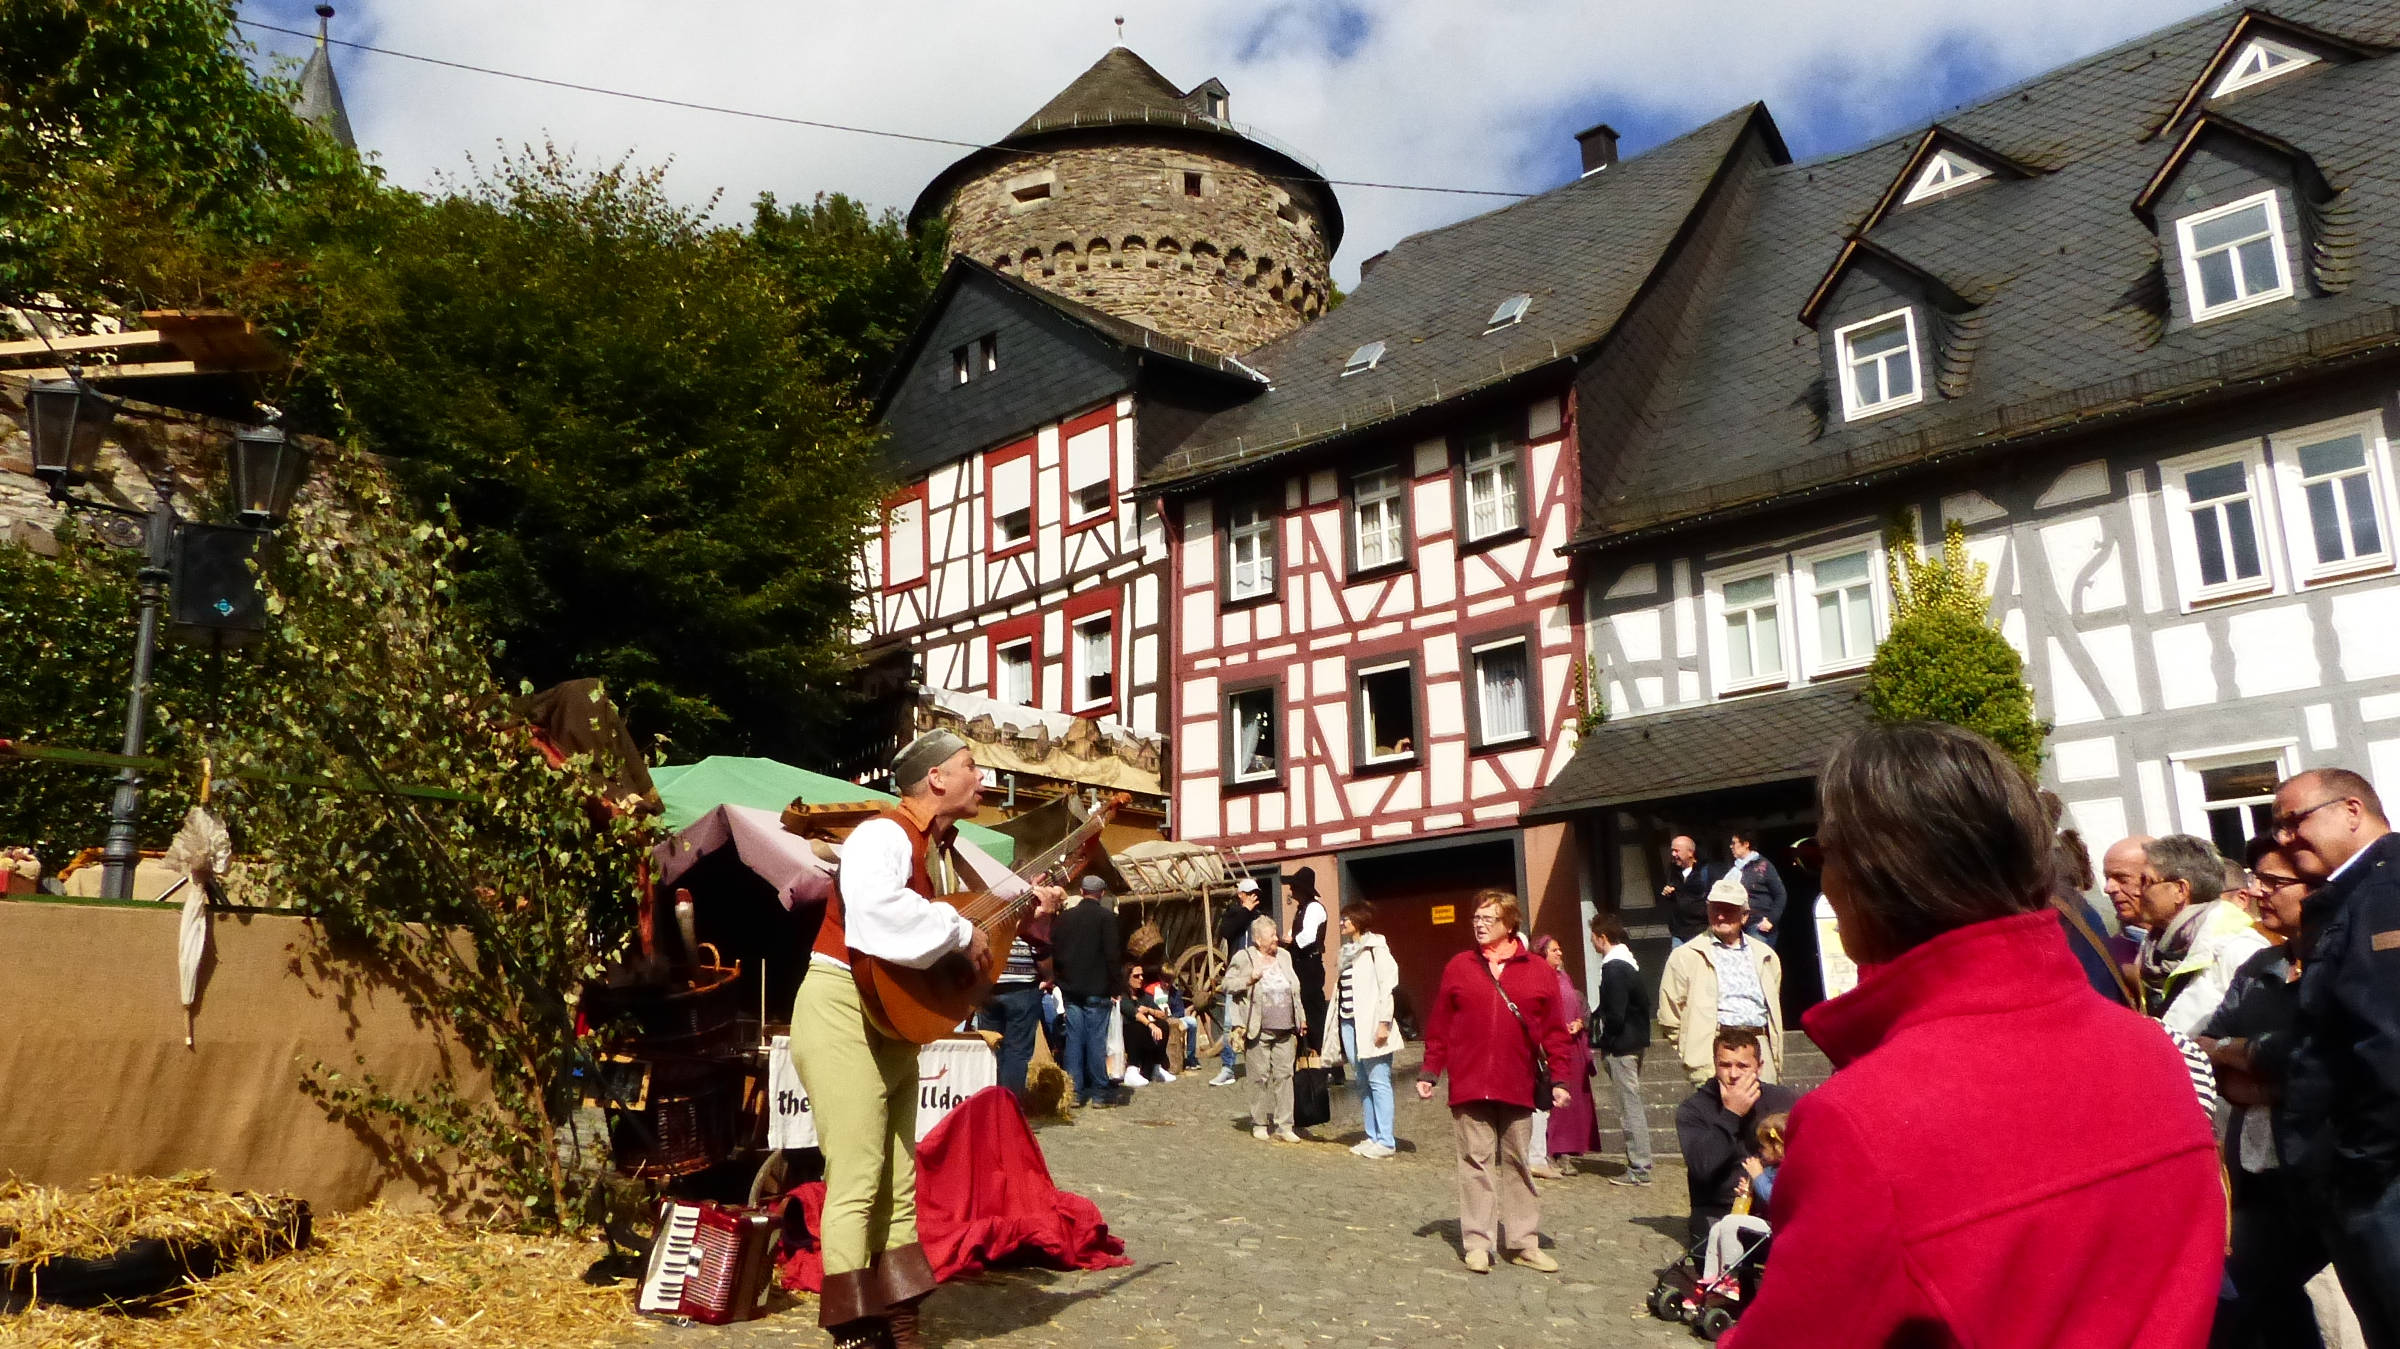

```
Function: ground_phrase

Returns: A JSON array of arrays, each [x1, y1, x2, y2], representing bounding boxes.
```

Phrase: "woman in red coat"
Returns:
[[1726, 723, 2225, 1348], [1416, 889, 1575, 1275]]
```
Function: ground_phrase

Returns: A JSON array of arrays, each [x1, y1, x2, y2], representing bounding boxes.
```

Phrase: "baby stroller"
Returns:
[[1647, 1221, 1772, 1341]]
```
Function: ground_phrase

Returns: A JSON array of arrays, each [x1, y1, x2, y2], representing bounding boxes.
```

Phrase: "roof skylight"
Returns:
[[2212, 35, 2319, 98], [1486, 294, 1532, 330], [1342, 341, 1386, 376], [1900, 149, 1991, 206]]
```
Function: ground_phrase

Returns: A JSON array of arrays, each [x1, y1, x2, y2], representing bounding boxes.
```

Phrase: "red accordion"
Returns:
[[637, 1200, 777, 1324]]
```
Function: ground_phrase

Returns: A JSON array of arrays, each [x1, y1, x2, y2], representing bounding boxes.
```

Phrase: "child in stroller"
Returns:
[[1648, 1112, 1788, 1340]]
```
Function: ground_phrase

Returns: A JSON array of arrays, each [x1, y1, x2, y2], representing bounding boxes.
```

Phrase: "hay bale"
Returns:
[[0, 1171, 303, 1269]]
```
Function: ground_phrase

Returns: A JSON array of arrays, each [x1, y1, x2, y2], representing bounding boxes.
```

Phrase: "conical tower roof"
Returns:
[[292, 5, 356, 150], [1009, 47, 1206, 137]]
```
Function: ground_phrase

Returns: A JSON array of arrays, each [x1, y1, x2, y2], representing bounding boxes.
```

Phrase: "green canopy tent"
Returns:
[[650, 755, 1015, 865]]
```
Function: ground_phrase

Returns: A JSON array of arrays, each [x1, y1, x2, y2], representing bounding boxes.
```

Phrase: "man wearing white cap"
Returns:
[[1657, 876, 1785, 1086], [791, 729, 1061, 1349], [1210, 878, 1264, 1086]]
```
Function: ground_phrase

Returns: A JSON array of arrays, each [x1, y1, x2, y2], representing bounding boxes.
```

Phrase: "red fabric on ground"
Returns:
[[777, 1086, 1129, 1292]]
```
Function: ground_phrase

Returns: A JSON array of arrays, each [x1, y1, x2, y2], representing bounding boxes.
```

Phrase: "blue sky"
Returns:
[[237, 0, 2227, 286]]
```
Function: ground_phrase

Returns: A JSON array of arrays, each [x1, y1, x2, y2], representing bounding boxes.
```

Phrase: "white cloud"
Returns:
[[245, 0, 2218, 286]]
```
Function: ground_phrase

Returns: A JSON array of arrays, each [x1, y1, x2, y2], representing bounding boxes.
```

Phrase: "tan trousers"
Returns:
[[1452, 1101, 1541, 1256], [1249, 1029, 1297, 1128], [790, 965, 934, 1324]]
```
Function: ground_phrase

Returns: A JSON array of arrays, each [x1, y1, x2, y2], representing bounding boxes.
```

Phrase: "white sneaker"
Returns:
[[1366, 1142, 1398, 1159], [1150, 1068, 1177, 1084], [1208, 1069, 1236, 1087], [1121, 1068, 1145, 1087], [1274, 1126, 1302, 1143], [1349, 1140, 1373, 1156], [1253, 1126, 1270, 1141]]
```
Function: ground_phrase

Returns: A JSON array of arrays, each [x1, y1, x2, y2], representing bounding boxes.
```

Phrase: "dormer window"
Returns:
[[1485, 294, 1531, 331], [1342, 341, 1386, 376], [1833, 309, 1923, 420], [1900, 149, 1991, 205], [2176, 191, 2293, 322], [2213, 35, 2319, 98]]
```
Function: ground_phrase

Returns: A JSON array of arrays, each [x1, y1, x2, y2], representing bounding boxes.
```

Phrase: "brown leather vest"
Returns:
[[812, 806, 940, 964]]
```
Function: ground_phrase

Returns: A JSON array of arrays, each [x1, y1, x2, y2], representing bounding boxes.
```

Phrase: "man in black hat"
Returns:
[[1288, 867, 1332, 1053]]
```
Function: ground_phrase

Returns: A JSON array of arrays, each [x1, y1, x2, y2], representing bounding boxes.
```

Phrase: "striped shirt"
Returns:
[[1713, 936, 1769, 1028], [1338, 960, 1357, 1021], [996, 934, 1041, 988]]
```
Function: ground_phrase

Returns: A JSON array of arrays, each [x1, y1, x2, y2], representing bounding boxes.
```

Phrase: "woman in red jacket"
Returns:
[[1416, 889, 1575, 1275], [1726, 723, 2225, 1348]]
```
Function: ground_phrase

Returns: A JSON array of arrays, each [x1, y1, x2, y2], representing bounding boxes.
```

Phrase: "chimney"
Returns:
[[1575, 122, 1620, 176], [1358, 249, 1390, 278]]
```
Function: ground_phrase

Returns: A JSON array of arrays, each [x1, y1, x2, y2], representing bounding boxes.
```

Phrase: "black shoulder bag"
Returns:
[[1485, 960, 1555, 1108]]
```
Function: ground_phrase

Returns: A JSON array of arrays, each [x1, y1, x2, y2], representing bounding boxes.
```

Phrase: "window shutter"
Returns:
[[1065, 424, 1112, 491], [990, 455, 1032, 518]]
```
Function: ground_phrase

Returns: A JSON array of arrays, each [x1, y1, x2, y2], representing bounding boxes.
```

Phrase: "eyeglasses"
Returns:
[[2139, 874, 2184, 893], [2252, 871, 2307, 891], [2271, 797, 2346, 840], [1470, 912, 1502, 926]]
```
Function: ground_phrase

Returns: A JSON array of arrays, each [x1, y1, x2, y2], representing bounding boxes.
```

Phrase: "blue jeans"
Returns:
[[1219, 995, 1241, 1070], [1340, 1022, 1396, 1149], [1179, 1015, 1201, 1067], [976, 983, 1045, 1098], [1064, 995, 1115, 1104]]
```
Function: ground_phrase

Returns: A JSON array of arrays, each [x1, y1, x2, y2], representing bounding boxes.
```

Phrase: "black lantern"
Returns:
[[24, 375, 118, 492], [227, 424, 311, 528]]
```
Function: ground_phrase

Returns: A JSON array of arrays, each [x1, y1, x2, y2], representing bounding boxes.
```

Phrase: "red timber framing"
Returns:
[[1168, 388, 1586, 861]]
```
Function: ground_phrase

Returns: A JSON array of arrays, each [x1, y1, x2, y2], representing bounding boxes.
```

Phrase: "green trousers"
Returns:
[[791, 965, 935, 1324]]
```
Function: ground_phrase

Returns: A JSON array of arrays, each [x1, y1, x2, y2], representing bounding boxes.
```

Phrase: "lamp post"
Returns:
[[21, 373, 311, 899]]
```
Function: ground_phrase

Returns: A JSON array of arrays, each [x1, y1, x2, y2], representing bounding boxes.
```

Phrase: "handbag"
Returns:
[[1485, 960, 1555, 1108], [1292, 1050, 1333, 1129]]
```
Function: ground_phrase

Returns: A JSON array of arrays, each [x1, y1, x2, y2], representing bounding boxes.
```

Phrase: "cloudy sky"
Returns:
[[238, 0, 2225, 286]]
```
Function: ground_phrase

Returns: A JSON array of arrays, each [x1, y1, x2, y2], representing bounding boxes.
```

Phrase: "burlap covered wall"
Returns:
[[0, 899, 495, 1213]]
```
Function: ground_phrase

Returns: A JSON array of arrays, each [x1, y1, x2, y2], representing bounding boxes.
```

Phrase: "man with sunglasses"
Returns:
[[2271, 767, 2400, 1347]]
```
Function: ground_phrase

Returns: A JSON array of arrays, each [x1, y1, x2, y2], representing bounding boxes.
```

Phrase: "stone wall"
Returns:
[[944, 139, 1334, 354]]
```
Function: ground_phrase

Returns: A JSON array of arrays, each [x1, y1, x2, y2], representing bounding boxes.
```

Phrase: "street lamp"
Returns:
[[17, 383, 304, 900], [25, 375, 118, 493]]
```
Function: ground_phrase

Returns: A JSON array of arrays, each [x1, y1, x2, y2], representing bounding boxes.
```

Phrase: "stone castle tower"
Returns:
[[911, 49, 1342, 353]]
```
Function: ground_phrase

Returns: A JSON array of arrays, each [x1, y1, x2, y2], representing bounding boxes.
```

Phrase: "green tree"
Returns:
[[0, 0, 374, 314], [749, 191, 948, 393], [1865, 518, 2048, 774], [300, 149, 888, 762]]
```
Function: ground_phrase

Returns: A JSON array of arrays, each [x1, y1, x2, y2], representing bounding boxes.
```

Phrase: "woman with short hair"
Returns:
[[1727, 722, 2225, 1347], [1221, 914, 1306, 1142], [1335, 902, 1404, 1158], [1416, 889, 1574, 1274]]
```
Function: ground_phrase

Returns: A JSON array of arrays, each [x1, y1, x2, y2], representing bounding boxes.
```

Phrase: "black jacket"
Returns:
[[1216, 900, 1260, 956], [2282, 832, 2400, 1191], [1595, 953, 1653, 1056], [1735, 854, 1788, 936], [1051, 899, 1122, 1000], [1677, 1078, 1799, 1235], [1663, 863, 1713, 942]]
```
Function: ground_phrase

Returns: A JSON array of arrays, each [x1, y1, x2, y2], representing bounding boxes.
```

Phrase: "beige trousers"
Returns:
[[1249, 1029, 1297, 1128], [790, 966, 919, 1277], [1452, 1101, 1541, 1256]]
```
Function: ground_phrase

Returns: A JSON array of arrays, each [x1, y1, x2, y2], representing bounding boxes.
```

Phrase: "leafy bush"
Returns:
[[1865, 519, 2047, 774]]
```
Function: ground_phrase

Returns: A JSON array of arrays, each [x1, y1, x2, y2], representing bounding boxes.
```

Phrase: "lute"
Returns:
[[854, 792, 1128, 1045]]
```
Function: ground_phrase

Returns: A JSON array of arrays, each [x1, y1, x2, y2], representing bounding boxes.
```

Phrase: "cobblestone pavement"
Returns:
[[658, 1047, 1708, 1349]]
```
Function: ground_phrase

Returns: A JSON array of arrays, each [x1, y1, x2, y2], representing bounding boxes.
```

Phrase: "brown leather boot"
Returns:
[[885, 1295, 928, 1349]]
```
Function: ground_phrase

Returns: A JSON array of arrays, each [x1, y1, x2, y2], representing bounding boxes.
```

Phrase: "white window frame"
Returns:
[[1355, 660, 1418, 766], [1833, 307, 1924, 421], [1342, 341, 1386, 377], [1460, 430, 1523, 543], [1064, 423, 1114, 524], [2169, 740, 2301, 851], [2268, 413, 2396, 585], [1468, 637, 1535, 747], [2212, 36, 2319, 98], [994, 639, 1035, 707], [1226, 498, 1277, 602], [1900, 149, 1990, 206], [1350, 466, 1406, 572], [1485, 294, 1531, 332], [1705, 563, 1793, 696], [2160, 441, 2282, 610], [883, 497, 926, 589], [1793, 539, 1884, 678], [2175, 190, 2294, 323], [1071, 613, 1114, 712]]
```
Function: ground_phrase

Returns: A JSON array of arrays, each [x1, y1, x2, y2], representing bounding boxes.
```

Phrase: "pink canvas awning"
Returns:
[[652, 803, 833, 911]]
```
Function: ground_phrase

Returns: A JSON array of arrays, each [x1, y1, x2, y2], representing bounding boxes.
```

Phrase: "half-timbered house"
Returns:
[[1135, 107, 1792, 1014], [1535, 0, 2400, 1007]]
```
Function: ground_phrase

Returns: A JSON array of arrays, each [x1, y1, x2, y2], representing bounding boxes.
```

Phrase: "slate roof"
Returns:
[[1137, 103, 1783, 494], [911, 48, 1344, 252], [1574, 0, 2400, 547], [1528, 679, 1873, 816], [293, 21, 355, 151]]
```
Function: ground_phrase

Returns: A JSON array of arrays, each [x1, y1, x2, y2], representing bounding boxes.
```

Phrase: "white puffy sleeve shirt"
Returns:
[[832, 816, 976, 969]]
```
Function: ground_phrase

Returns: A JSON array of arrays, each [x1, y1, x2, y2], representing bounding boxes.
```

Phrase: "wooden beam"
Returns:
[[5, 360, 206, 382], [0, 329, 168, 360]]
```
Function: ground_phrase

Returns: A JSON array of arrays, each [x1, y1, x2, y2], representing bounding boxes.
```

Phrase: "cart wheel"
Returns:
[[1647, 1281, 1683, 1320], [747, 1149, 792, 1209], [1696, 1306, 1735, 1341]]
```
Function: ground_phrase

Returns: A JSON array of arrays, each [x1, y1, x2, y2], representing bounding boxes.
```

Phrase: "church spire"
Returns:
[[293, 4, 356, 151]]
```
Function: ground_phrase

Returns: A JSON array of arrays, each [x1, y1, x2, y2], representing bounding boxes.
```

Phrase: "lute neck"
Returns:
[[955, 797, 1121, 928]]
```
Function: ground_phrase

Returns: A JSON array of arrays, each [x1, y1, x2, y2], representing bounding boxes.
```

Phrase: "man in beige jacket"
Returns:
[[1657, 883, 1784, 1085]]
